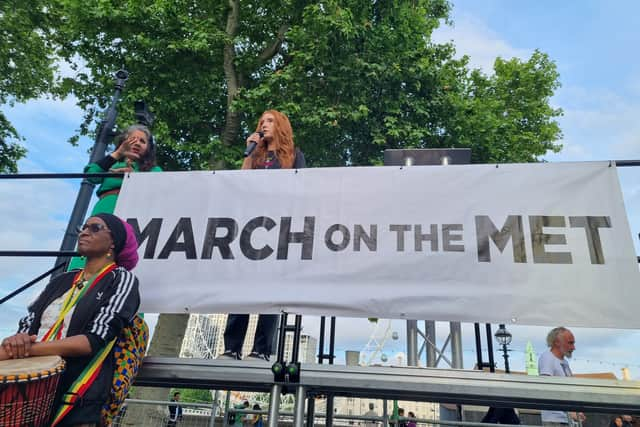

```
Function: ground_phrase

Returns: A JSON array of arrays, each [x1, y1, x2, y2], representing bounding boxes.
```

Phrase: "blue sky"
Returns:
[[1, 1, 639, 379]]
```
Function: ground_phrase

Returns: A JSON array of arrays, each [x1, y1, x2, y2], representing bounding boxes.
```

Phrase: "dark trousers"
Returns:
[[224, 314, 279, 355], [481, 407, 520, 424]]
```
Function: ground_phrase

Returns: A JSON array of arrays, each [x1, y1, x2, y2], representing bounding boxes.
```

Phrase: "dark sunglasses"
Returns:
[[77, 223, 111, 234]]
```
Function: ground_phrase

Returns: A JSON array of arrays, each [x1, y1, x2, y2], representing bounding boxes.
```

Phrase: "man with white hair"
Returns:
[[538, 327, 586, 427]]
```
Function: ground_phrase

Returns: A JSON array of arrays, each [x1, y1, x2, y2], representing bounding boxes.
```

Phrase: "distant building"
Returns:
[[180, 314, 318, 364], [180, 314, 259, 359], [525, 341, 538, 375], [345, 350, 360, 366], [524, 341, 538, 375], [321, 397, 439, 423], [283, 333, 318, 363]]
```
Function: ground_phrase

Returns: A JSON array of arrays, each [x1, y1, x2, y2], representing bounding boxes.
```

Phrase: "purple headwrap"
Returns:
[[117, 220, 139, 271], [93, 213, 139, 270]]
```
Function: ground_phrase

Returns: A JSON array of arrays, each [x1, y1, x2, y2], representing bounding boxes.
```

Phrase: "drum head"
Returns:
[[0, 355, 63, 377]]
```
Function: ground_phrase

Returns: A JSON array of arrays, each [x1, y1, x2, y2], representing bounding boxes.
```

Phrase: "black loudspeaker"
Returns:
[[383, 148, 471, 166]]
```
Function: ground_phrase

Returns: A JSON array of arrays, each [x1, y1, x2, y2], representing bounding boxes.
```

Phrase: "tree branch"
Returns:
[[257, 23, 289, 65], [218, 0, 242, 168], [223, 0, 240, 108]]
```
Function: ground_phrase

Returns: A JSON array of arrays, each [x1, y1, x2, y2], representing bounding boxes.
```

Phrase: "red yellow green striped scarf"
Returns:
[[42, 263, 116, 342], [46, 263, 117, 426]]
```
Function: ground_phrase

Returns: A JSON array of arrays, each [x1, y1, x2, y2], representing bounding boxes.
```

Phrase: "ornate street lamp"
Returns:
[[494, 324, 512, 373]]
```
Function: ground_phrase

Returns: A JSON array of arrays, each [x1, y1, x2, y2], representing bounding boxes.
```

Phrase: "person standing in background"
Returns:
[[167, 391, 183, 427], [538, 327, 586, 427]]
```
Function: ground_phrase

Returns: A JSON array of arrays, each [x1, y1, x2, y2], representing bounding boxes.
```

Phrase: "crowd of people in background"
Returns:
[[610, 415, 635, 427]]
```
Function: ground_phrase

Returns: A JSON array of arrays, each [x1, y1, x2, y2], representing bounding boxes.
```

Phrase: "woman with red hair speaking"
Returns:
[[242, 110, 305, 170], [219, 110, 305, 361]]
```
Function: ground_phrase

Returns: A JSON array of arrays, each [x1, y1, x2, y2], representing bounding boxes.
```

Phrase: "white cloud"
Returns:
[[8, 96, 87, 139], [541, 77, 640, 164], [550, 140, 590, 160], [432, 13, 532, 73], [431, 13, 640, 165], [3, 95, 95, 178], [0, 171, 85, 336], [0, 178, 79, 289]]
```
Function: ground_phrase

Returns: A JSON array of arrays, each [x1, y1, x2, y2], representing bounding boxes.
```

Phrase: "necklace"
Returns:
[[76, 262, 115, 289], [76, 275, 89, 290], [41, 262, 116, 343], [263, 151, 276, 168], [75, 270, 94, 290]]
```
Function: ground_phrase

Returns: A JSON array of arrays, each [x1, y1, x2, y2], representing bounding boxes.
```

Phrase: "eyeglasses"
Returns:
[[77, 223, 110, 234]]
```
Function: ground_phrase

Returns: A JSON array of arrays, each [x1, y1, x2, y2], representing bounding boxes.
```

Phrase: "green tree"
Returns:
[[238, 4, 562, 165], [238, 1, 463, 166], [47, 0, 560, 170], [445, 50, 563, 163], [174, 388, 213, 403], [0, 0, 56, 172], [50, 0, 308, 170]]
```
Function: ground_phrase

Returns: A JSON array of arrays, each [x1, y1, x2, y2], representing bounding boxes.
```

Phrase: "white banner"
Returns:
[[114, 162, 640, 328]]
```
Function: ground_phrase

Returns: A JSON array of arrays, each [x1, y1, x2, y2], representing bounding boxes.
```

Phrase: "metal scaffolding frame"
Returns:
[[407, 320, 464, 369]]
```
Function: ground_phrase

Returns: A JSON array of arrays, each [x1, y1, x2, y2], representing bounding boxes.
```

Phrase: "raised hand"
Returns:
[[113, 135, 142, 161]]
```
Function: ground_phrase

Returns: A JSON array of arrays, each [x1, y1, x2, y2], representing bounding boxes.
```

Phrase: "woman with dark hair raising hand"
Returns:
[[68, 124, 162, 271], [85, 124, 162, 215]]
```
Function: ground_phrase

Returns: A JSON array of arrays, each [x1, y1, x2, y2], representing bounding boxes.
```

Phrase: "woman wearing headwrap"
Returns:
[[0, 213, 141, 426]]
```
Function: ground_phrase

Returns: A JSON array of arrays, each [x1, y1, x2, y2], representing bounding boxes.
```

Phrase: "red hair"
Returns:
[[250, 110, 296, 169]]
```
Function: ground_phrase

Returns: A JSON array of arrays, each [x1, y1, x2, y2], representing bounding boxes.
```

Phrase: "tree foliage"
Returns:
[[446, 51, 563, 163], [36, 0, 561, 171], [172, 388, 213, 404], [0, 0, 56, 172]]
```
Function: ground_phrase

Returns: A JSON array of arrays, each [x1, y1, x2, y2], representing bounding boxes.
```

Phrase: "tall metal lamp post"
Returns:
[[494, 324, 512, 373]]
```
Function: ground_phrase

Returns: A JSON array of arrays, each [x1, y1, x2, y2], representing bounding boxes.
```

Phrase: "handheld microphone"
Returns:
[[243, 131, 264, 157]]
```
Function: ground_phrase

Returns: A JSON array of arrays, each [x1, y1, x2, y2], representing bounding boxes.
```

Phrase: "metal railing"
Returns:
[[113, 396, 592, 427], [136, 358, 640, 415]]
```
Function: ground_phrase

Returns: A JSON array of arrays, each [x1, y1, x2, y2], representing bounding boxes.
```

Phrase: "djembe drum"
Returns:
[[0, 355, 65, 427]]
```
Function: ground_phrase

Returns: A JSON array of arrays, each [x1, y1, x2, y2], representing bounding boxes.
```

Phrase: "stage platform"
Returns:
[[136, 357, 640, 414]]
